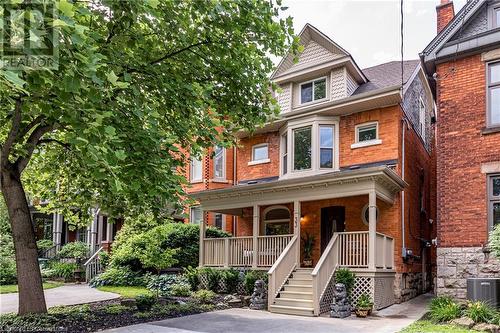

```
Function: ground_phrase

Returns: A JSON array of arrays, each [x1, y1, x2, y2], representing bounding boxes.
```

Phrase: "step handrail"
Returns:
[[311, 233, 339, 316], [84, 246, 103, 266], [267, 235, 298, 309]]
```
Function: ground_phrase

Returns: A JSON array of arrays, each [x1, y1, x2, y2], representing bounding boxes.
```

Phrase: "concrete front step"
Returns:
[[283, 284, 312, 292], [278, 291, 313, 300], [273, 297, 314, 307], [269, 304, 314, 317]]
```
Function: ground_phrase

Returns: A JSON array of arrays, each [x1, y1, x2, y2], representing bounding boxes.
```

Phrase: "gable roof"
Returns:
[[271, 24, 367, 83]]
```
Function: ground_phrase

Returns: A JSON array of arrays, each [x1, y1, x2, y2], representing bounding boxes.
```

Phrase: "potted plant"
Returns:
[[301, 233, 315, 267], [355, 293, 373, 318]]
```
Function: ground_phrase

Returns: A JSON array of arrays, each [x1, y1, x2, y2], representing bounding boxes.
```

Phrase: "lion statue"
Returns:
[[249, 279, 267, 310]]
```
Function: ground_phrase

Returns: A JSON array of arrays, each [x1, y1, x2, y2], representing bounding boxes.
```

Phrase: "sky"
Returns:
[[280, 0, 467, 69]]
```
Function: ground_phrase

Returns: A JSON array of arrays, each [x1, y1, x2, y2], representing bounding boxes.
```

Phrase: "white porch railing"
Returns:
[[312, 233, 339, 316], [268, 235, 298, 308], [203, 234, 293, 268], [338, 231, 369, 268], [375, 232, 394, 269], [84, 246, 103, 282]]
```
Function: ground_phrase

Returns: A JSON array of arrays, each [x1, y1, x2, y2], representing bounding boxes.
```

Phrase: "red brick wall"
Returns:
[[436, 1, 454, 34], [237, 132, 280, 181], [436, 55, 500, 247]]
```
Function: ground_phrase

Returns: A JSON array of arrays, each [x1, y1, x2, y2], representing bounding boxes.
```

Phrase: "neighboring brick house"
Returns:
[[187, 24, 436, 316], [421, 0, 500, 299]]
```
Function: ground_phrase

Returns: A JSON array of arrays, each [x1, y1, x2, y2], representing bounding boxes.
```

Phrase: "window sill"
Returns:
[[248, 159, 270, 166], [190, 180, 203, 184], [211, 179, 229, 184], [481, 126, 500, 135], [351, 139, 382, 149]]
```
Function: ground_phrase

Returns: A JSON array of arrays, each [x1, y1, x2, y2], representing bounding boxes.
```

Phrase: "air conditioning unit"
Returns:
[[467, 278, 500, 308]]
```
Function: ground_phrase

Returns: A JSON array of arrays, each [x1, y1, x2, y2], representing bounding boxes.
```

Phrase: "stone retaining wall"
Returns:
[[394, 272, 424, 303], [436, 247, 500, 299]]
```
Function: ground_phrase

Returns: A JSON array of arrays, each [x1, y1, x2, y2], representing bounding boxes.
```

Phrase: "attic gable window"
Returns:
[[300, 78, 326, 104]]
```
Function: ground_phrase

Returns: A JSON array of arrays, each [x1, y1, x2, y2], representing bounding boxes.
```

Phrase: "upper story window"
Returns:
[[190, 206, 203, 224], [213, 146, 225, 180], [293, 126, 312, 171], [281, 134, 288, 175], [190, 156, 202, 182], [249, 144, 269, 165], [419, 97, 426, 140], [493, 6, 500, 28], [300, 78, 326, 104], [488, 175, 500, 231], [319, 125, 334, 168], [488, 61, 500, 127], [351, 122, 382, 149]]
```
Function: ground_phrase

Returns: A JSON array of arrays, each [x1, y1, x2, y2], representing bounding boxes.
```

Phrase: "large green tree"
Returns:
[[0, 0, 296, 314]]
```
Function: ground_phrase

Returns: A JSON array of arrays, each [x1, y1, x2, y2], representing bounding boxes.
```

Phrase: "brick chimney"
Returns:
[[436, 0, 455, 33]]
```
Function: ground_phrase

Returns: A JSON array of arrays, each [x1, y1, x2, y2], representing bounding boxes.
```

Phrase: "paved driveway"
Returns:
[[102, 293, 432, 333], [0, 284, 120, 314]]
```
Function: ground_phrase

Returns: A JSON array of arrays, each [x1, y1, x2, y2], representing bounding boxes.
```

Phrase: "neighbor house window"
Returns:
[[488, 61, 500, 126], [190, 206, 203, 225], [213, 145, 225, 179], [319, 125, 334, 168], [489, 175, 500, 231], [419, 97, 426, 139], [293, 126, 312, 171], [251, 144, 269, 163], [214, 213, 224, 230], [281, 133, 288, 175], [190, 157, 202, 182], [300, 78, 326, 104]]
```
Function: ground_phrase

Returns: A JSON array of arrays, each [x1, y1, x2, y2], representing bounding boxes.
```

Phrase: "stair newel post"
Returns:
[[252, 204, 259, 268], [199, 211, 206, 267], [293, 200, 301, 266], [368, 190, 377, 270]]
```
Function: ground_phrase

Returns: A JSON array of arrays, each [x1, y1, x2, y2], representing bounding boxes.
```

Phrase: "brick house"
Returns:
[[187, 24, 437, 316], [421, 0, 500, 299]]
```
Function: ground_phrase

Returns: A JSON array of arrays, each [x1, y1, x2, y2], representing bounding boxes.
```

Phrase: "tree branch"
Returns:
[[15, 123, 55, 173], [1, 98, 23, 164], [38, 138, 70, 149]]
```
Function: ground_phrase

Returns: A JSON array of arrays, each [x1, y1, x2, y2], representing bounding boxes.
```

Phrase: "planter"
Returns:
[[302, 259, 313, 267], [355, 308, 370, 318]]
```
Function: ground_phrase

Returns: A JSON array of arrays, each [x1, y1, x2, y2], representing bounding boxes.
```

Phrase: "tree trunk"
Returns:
[[0, 165, 47, 315]]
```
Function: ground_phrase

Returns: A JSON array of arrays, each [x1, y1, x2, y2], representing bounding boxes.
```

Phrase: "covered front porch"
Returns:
[[193, 166, 406, 315]]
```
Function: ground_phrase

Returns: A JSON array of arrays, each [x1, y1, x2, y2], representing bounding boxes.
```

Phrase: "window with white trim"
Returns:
[[419, 97, 426, 139], [190, 206, 203, 224], [214, 213, 225, 230], [493, 7, 500, 28], [489, 175, 500, 231], [190, 157, 202, 182], [300, 78, 326, 104], [488, 61, 500, 127], [263, 206, 291, 235], [213, 145, 225, 179], [293, 126, 312, 171], [281, 134, 288, 175], [357, 123, 377, 142], [319, 125, 334, 169], [251, 144, 269, 162]]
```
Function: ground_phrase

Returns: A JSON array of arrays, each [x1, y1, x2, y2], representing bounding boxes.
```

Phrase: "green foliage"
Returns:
[[36, 239, 54, 252], [301, 232, 315, 259], [57, 242, 88, 259], [429, 296, 462, 323], [146, 274, 186, 296], [135, 294, 155, 311], [183, 266, 200, 291], [48, 304, 91, 315], [335, 268, 355, 295], [199, 268, 221, 292], [0, 200, 16, 285], [401, 320, 483, 333], [170, 283, 192, 297], [105, 305, 129, 315], [0, 313, 57, 331], [50, 262, 77, 279], [463, 301, 497, 324], [89, 266, 147, 287], [222, 268, 241, 294], [356, 293, 373, 309], [192, 289, 216, 304], [205, 227, 231, 239], [244, 270, 268, 295], [489, 224, 500, 259], [96, 286, 151, 298], [99, 251, 111, 269], [132, 311, 152, 319]]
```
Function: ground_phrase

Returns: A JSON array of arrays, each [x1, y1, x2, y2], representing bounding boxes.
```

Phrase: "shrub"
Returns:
[[335, 268, 355, 295], [356, 293, 373, 309], [222, 268, 241, 294], [105, 304, 129, 315], [99, 251, 111, 269], [244, 270, 268, 295], [146, 274, 186, 296], [464, 301, 496, 324], [36, 239, 54, 253], [170, 283, 192, 297], [429, 296, 461, 322], [135, 294, 155, 311], [0, 255, 16, 285], [199, 268, 221, 292], [50, 262, 77, 279], [489, 224, 500, 259], [183, 266, 199, 291], [0, 227, 16, 285], [192, 289, 216, 304], [58, 242, 88, 259], [89, 266, 146, 287]]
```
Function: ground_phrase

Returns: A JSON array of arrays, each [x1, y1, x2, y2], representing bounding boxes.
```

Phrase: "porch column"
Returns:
[[198, 211, 206, 267], [106, 219, 113, 242], [89, 209, 99, 253], [53, 213, 63, 251], [368, 191, 377, 270], [293, 200, 301, 265], [252, 205, 259, 268]]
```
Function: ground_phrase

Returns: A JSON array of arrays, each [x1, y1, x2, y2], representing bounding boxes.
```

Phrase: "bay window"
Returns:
[[319, 125, 334, 168], [488, 61, 500, 127], [281, 133, 288, 175], [293, 126, 312, 171]]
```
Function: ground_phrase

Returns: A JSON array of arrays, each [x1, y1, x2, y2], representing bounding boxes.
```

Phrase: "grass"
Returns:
[[96, 286, 151, 298], [400, 320, 482, 333], [0, 281, 63, 294]]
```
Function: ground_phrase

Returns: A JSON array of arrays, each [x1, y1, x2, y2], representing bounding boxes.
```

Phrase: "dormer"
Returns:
[[272, 24, 367, 114]]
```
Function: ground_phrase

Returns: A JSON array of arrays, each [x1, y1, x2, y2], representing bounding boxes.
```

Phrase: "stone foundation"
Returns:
[[436, 247, 500, 299], [394, 272, 424, 303]]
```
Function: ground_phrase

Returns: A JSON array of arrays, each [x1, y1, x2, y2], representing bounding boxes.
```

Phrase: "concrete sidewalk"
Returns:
[[102, 293, 432, 333], [0, 284, 120, 314]]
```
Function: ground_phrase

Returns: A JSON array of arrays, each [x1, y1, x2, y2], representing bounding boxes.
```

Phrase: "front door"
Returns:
[[320, 206, 345, 254]]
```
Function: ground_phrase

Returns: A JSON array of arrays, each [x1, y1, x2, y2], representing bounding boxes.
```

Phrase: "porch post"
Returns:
[[199, 211, 206, 267], [53, 213, 63, 251], [90, 209, 99, 253], [293, 200, 301, 265], [252, 205, 259, 268], [368, 191, 377, 270], [106, 220, 113, 242]]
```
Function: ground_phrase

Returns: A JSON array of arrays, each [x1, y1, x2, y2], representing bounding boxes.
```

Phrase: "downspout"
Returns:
[[401, 117, 409, 259]]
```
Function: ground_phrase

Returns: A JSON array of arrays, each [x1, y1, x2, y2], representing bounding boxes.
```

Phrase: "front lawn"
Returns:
[[0, 282, 63, 294], [401, 320, 482, 333], [96, 286, 152, 298]]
